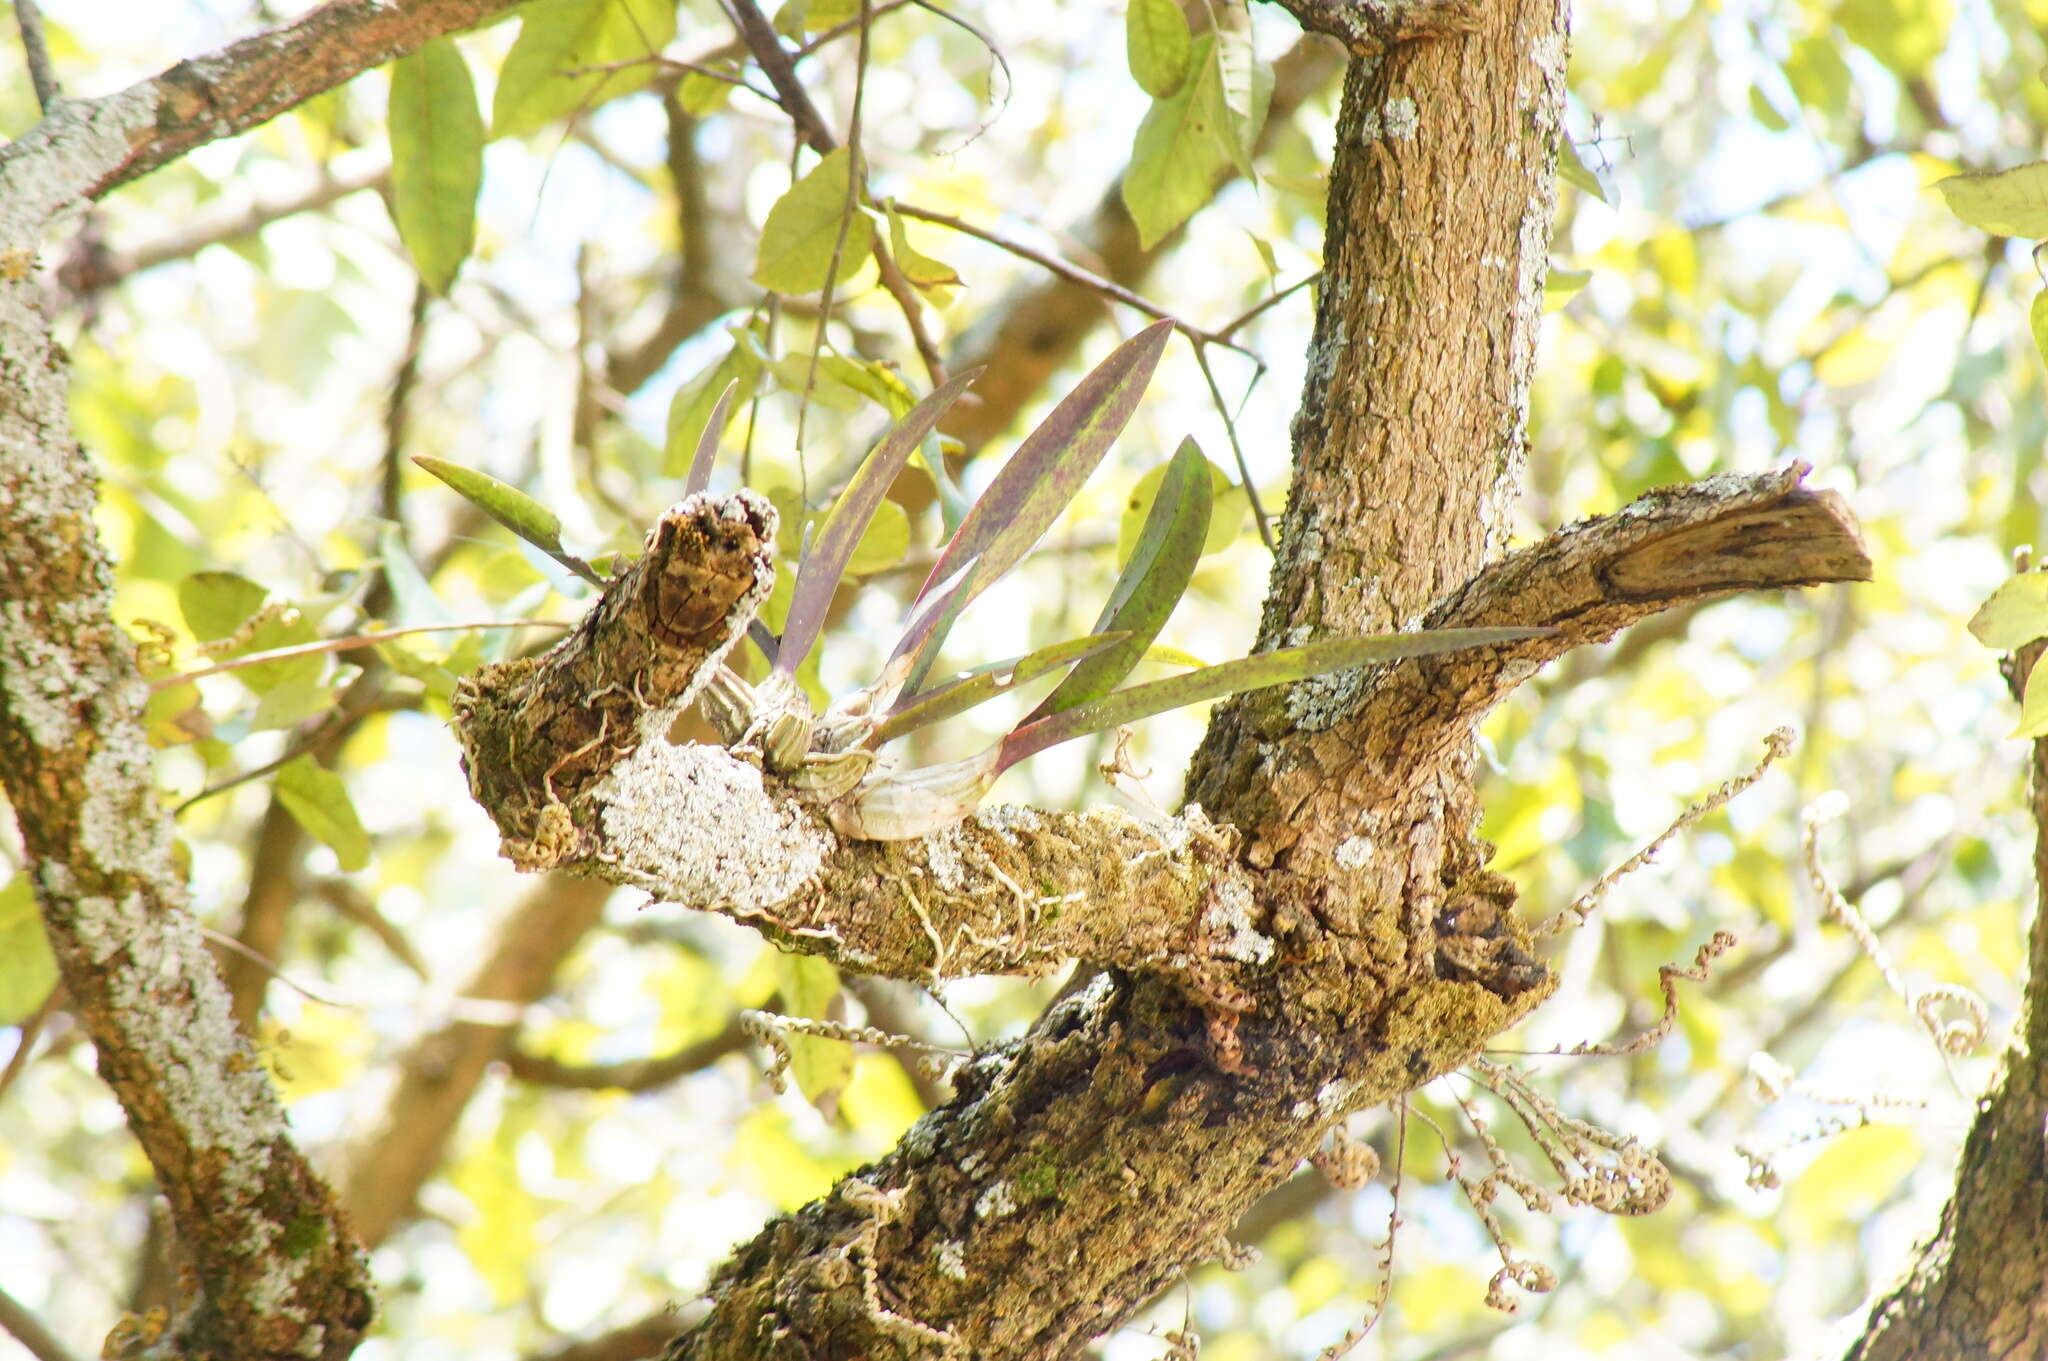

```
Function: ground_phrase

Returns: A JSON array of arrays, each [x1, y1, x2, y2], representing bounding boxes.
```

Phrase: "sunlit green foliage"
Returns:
[[5, 0, 2048, 1356]]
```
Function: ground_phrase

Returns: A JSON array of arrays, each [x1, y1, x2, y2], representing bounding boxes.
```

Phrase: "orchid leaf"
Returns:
[[681, 379, 738, 497], [777, 368, 982, 675], [999, 626, 1553, 771], [1031, 436, 1210, 719], [413, 456, 603, 587], [892, 319, 1173, 691], [869, 632, 1130, 747]]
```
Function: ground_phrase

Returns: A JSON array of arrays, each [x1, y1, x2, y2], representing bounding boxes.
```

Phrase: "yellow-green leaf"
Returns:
[[679, 67, 735, 115], [275, 756, 371, 872], [1124, 34, 1236, 249], [883, 203, 961, 295], [844, 498, 910, 575], [178, 571, 268, 641], [1557, 137, 1607, 202], [1211, 17, 1270, 179], [777, 953, 851, 1109], [0, 876, 57, 1026], [1118, 452, 1241, 562], [1935, 161, 2048, 239], [388, 38, 483, 294], [1125, 0, 1191, 98], [2019, 656, 2048, 739], [665, 331, 764, 479], [491, 0, 678, 140], [1968, 572, 2048, 649], [753, 148, 876, 294], [2033, 289, 2048, 373], [413, 457, 565, 556]]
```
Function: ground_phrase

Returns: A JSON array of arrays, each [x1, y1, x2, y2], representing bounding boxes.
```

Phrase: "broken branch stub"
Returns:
[[452, 491, 777, 871]]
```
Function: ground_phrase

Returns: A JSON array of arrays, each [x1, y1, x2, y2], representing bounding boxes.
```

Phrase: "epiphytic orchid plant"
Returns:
[[419, 319, 1548, 840]]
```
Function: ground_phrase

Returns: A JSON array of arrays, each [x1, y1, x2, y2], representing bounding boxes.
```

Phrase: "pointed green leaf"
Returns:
[[999, 626, 1554, 771], [1033, 437, 1210, 718], [178, 571, 269, 642], [388, 38, 484, 294], [679, 65, 737, 115], [275, 756, 371, 872], [0, 875, 57, 1026], [1126, 0, 1191, 98], [665, 332, 764, 479], [753, 148, 876, 294], [412, 457, 603, 587], [2033, 288, 2048, 374], [1557, 136, 1608, 203], [491, 0, 678, 140], [777, 953, 851, 1107], [843, 500, 910, 575], [1935, 161, 2048, 239], [680, 379, 739, 497], [893, 320, 1173, 692], [379, 523, 456, 627], [413, 456, 563, 555], [778, 368, 981, 674], [1123, 34, 1237, 249], [1211, 16, 1270, 179], [883, 203, 962, 294], [869, 632, 1131, 747], [1968, 572, 2048, 649], [2019, 655, 2048, 739], [1117, 450, 1241, 561]]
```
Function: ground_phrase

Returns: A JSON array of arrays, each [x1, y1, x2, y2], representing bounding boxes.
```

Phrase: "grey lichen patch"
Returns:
[[1334, 835, 1375, 869], [0, 607, 82, 746], [1285, 664, 1368, 732], [1380, 96, 1418, 139], [593, 741, 831, 913], [933, 1239, 968, 1281], [974, 1179, 1017, 1222], [1201, 878, 1273, 965], [973, 803, 1043, 847]]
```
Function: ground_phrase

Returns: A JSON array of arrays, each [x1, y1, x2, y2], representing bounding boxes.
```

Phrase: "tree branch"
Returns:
[[0, 0, 530, 206]]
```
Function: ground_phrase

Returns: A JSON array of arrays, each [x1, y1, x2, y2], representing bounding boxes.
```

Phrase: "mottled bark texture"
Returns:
[[0, 2, 529, 1355], [1837, 636, 2048, 1361]]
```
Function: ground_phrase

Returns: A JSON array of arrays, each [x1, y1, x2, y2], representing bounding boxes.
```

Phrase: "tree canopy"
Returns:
[[2, 0, 2047, 1359]]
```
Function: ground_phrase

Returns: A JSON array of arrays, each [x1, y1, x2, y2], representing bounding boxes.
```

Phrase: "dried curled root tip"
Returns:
[[826, 746, 1001, 841]]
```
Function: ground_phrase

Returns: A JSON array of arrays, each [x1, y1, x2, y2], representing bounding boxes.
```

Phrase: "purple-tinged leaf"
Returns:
[[890, 319, 1175, 691], [413, 456, 604, 587], [867, 632, 1130, 747], [998, 626, 1555, 772], [777, 369, 982, 676], [682, 378, 739, 497], [1029, 436, 1210, 721]]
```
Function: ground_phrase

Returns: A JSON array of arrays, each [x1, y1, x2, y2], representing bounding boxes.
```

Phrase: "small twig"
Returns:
[[887, 200, 1261, 358], [0, 1278, 83, 1361], [1190, 341, 1275, 552], [152, 619, 565, 691], [1216, 270, 1320, 341], [0, 986, 60, 1107], [197, 926, 353, 1009], [727, 0, 837, 155], [794, 0, 876, 464], [506, 1014, 755, 1092], [15, 0, 60, 112]]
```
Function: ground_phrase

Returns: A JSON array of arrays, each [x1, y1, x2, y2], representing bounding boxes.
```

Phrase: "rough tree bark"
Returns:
[[434, 4, 1873, 1355], [0, 3, 534, 1356], [11, 1, 2043, 1359]]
